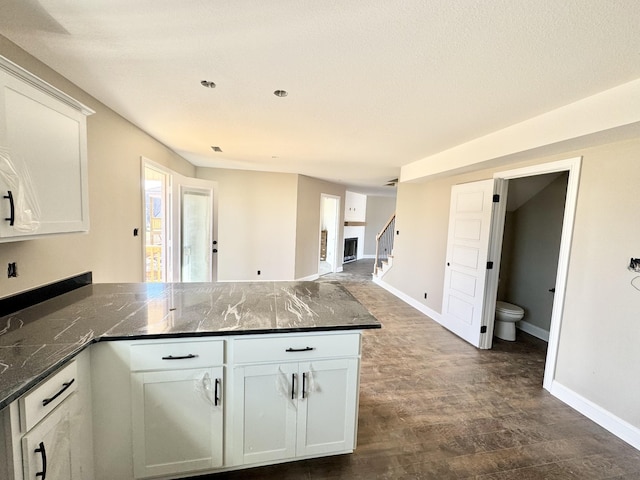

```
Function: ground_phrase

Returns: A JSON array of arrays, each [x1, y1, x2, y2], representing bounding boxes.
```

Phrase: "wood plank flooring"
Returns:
[[194, 260, 640, 479]]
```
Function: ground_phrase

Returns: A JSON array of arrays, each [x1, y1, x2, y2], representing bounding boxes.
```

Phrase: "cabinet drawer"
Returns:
[[233, 333, 360, 364], [20, 360, 77, 432], [130, 339, 224, 371]]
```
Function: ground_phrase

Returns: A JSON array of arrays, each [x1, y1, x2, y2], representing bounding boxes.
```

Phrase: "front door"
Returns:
[[441, 179, 495, 347]]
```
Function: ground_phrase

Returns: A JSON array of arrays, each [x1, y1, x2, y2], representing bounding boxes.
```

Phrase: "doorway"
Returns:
[[142, 158, 218, 283], [488, 158, 582, 391], [319, 194, 340, 276], [440, 158, 581, 392], [497, 172, 569, 343]]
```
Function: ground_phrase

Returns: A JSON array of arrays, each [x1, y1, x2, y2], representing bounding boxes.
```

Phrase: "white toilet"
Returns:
[[494, 301, 525, 341]]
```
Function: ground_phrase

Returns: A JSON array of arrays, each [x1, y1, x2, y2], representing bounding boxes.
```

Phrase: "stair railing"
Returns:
[[374, 213, 396, 275]]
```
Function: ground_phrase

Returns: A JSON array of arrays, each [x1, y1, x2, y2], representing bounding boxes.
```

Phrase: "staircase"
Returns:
[[374, 213, 395, 279]]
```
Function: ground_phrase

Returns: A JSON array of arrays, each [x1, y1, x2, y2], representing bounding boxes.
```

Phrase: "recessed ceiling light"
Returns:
[[201, 80, 216, 88], [273, 90, 288, 97], [211, 146, 223, 152]]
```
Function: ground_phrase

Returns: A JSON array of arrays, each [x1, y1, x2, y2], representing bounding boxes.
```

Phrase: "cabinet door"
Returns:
[[0, 69, 89, 240], [296, 358, 359, 457], [233, 363, 298, 465], [22, 396, 74, 480], [131, 367, 223, 479]]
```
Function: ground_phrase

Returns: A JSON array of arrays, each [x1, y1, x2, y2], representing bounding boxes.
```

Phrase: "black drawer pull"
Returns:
[[291, 373, 296, 400], [35, 442, 47, 479], [285, 347, 314, 353], [4, 191, 15, 226], [42, 379, 75, 407], [161, 354, 198, 360]]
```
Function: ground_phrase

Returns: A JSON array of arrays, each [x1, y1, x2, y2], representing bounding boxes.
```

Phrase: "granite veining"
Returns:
[[0, 281, 380, 410]]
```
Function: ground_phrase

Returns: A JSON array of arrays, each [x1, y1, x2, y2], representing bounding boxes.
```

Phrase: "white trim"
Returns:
[[362, 254, 376, 259], [401, 79, 640, 182], [550, 381, 640, 451], [372, 277, 442, 323], [517, 321, 550, 342], [0, 54, 95, 115], [492, 157, 582, 392], [297, 273, 320, 281]]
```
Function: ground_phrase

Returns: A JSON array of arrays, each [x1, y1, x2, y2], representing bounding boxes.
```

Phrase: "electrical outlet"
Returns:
[[424, 292, 428, 299], [257, 270, 261, 275], [7, 262, 17, 278]]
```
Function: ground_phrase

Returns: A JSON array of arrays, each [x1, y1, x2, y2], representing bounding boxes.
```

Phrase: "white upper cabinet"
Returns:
[[344, 191, 367, 222], [0, 55, 94, 242]]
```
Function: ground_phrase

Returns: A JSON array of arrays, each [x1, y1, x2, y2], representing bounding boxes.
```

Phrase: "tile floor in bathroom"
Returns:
[[194, 259, 640, 479]]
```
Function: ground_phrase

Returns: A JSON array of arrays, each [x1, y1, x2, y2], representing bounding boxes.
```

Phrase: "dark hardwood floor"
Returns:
[[196, 260, 640, 479]]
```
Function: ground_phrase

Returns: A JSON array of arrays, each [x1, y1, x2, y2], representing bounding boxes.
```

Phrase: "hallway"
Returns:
[[196, 260, 640, 479]]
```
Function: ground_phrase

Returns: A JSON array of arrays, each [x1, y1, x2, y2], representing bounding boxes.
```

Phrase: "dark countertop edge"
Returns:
[[100, 323, 381, 341], [0, 323, 381, 411], [0, 347, 88, 412]]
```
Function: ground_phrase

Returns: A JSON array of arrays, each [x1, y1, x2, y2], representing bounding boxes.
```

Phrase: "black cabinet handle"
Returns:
[[285, 347, 314, 353], [214, 378, 221, 406], [35, 442, 47, 479], [3, 191, 14, 226], [42, 379, 75, 407], [302, 372, 307, 399], [549, 288, 556, 293], [161, 354, 198, 360], [291, 373, 296, 400]]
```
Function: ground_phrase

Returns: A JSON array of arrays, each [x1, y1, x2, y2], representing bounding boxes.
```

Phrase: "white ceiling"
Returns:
[[1, 1, 639, 194]]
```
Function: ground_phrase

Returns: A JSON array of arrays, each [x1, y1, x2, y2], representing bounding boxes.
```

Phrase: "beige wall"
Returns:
[[557, 144, 640, 426], [387, 138, 640, 431], [195, 168, 298, 281], [0, 36, 195, 298], [363, 196, 396, 256], [294, 176, 346, 280]]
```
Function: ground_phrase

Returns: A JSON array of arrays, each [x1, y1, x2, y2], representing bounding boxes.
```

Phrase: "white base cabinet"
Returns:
[[129, 339, 225, 479], [88, 331, 362, 480], [131, 367, 224, 478], [1, 349, 94, 480], [233, 358, 358, 465]]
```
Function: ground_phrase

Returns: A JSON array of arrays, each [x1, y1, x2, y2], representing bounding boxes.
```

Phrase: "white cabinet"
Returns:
[[129, 340, 224, 479], [2, 352, 94, 480], [0, 55, 94, 242], [231, 333, 360, 466], [21, 396, 75, 480], [344, 191, 367, 222]]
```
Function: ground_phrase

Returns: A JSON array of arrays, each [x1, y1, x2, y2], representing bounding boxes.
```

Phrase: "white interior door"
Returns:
[[172, 175, 217, 282], [441, 179, 495, 347]]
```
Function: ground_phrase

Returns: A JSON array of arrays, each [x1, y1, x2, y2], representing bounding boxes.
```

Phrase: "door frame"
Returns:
[[141, 157, 218, 283], [485, 157, 582, 391], [319, 194, 341, 275]]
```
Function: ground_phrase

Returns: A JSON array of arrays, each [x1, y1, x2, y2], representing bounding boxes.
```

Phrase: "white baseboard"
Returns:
[[362, 254, 376, 259], [517, 320, 550, 342], [372, 277, 442, 323], [550, 381, 640, 451], [297, 273, 320, 281]]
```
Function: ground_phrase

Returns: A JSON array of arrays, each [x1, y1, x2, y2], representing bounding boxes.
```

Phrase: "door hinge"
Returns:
[[480, 325, 487, 333], [493, 194, 500, 202], [486, 261, 494, 269]]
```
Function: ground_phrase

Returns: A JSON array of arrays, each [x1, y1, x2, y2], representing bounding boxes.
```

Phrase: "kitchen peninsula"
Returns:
[[0, 277, 380, 480]]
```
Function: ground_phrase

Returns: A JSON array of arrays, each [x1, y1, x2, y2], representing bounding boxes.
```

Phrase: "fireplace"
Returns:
[[344, 237, 358, 263]]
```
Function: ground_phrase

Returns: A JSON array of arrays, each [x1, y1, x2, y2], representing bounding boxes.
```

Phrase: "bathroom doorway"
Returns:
[[486, 157, 582, 391], [497, 171, 569, 343]]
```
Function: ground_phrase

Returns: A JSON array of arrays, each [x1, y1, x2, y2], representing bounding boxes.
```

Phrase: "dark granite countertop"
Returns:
[[0, 281, 380, 410]]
